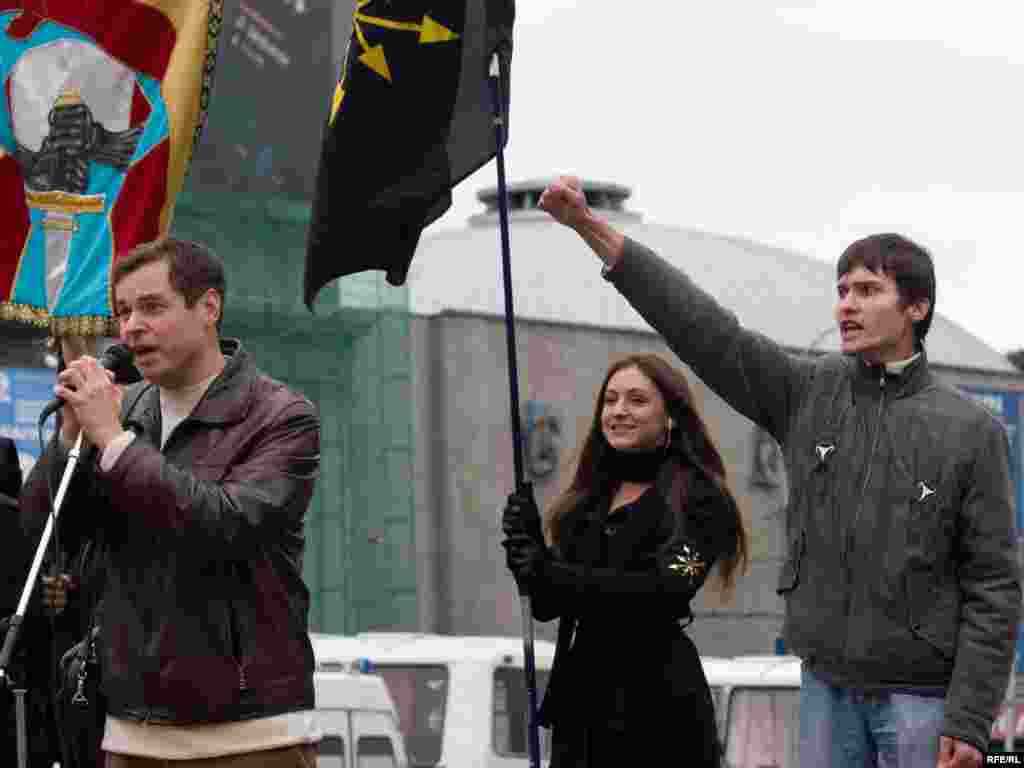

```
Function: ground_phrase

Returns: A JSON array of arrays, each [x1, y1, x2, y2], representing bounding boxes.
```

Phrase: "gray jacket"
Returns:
[[606, 237, 1021, 752]]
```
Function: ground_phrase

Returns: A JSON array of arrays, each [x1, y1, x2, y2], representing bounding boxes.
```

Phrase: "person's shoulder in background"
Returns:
[[0, 437, 27, 618], [0, 436, 20, 500]]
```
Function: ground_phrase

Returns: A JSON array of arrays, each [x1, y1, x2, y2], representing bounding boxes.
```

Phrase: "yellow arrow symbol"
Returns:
[[353, 13, 459, 45], [329, 82, 346, 125], [419, 15, 458, 44], [358, 44, 392, 81], [347, 8, 459, 85]]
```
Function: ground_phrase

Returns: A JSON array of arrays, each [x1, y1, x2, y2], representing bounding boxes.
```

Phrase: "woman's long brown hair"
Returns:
[[545, 354, 749, 597]]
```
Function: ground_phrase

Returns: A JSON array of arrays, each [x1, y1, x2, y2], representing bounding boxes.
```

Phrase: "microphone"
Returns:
[[38, 343, 141, 426]]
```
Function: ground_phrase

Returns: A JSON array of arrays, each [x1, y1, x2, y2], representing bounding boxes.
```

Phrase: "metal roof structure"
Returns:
[[702, 655, 802, 688], [310, 632, 558, 667], [409, 180, 1015, 374]]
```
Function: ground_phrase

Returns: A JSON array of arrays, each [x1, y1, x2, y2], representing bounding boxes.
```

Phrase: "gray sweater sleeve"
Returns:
[[605, 237, 812, 444]]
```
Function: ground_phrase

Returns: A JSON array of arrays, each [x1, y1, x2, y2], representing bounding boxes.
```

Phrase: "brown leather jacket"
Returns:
[[21, 340, 321, 724]]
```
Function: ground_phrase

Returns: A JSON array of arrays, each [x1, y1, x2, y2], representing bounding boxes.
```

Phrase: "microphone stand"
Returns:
[[0, 430, 85, 768]]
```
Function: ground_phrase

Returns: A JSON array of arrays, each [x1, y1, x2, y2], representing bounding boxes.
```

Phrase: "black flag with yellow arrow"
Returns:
[[304, 0, 515, 306]]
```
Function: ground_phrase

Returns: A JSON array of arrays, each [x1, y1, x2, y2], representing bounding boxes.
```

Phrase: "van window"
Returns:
[[492, 666, 552, 759], [375, 664, 448, 768], [725, 686, 799, 768], [318, 734, 346, 768], [358, 735, 397, 768]]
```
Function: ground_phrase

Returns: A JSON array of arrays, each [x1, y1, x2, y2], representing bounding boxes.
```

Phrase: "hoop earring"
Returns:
[[663, 418, 674, 452]]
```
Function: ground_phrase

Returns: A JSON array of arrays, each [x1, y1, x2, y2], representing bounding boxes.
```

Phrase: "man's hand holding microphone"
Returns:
[[54, 356, 126, 452], [45, 343, 137, 452]]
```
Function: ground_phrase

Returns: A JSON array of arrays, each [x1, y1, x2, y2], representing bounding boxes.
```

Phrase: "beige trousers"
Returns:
[[104, 744, 317, 767]]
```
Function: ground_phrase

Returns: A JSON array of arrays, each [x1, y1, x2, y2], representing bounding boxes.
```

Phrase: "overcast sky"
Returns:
[[431, 1, 1023, 355]]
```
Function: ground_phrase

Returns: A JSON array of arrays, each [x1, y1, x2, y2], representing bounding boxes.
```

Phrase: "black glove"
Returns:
[[47, 102, 96, 155], [502, 483, 543, 543], [501, 483, 546, 588]]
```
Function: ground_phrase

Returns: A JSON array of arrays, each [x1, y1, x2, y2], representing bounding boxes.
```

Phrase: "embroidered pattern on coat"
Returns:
[[667, 544, 706, 579]]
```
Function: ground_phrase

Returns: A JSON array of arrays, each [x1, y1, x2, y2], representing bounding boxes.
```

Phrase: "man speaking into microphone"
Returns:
[[20, 238, 322, 767]]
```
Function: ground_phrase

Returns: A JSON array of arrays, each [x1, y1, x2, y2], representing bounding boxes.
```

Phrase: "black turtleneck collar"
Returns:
[[601, 446, 665, 483]]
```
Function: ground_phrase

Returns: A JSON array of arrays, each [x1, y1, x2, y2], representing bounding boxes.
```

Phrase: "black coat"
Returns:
[[0, 436, 21, 500], [0, 436, 23, 618], [529, 467, 735, 767], [1, 437, 79, 767]]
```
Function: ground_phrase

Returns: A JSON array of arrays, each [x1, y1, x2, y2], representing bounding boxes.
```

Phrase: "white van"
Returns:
[[703, 654, 1016, 764], [310, 632, 556, 768], [314, 666, 409, 768], [986, 701, 1023, 753], [702, 654, 802, 768]]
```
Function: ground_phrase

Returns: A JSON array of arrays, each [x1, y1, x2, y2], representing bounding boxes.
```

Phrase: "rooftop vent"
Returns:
[[469, 179, 641, 227]]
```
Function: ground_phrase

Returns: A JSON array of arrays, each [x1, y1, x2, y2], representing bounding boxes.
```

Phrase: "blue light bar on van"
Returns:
[[356, 657, 374, 674]]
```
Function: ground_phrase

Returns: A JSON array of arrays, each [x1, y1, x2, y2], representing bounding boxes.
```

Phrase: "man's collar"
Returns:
[[187, 338, 252, 425], [884, 352, 921, 375], [125, 339, 252, 433], [853, 347, 930, 398]]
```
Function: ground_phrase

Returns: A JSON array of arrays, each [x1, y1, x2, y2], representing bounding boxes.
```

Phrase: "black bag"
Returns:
[[56, 625, 104, 768]]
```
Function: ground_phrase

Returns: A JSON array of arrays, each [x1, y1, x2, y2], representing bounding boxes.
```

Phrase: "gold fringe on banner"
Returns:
[[0, 302, 50, 327], [50, 315, 119, 338]]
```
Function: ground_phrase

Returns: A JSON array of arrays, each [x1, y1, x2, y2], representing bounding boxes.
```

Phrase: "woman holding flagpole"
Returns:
[[502, 354, 747, 767]]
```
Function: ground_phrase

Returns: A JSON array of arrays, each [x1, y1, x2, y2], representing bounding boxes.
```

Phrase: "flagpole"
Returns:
[[489, 52, 541, 768]]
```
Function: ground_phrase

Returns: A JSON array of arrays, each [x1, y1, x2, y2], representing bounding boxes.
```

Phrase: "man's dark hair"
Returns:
[[112, 238, 226, 330], [836, 233, 936, 343]]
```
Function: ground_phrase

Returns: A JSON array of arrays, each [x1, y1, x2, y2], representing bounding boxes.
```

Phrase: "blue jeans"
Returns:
[[800, 666, 945, 768]]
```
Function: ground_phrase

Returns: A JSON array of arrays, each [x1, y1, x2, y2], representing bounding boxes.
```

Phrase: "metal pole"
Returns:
[[489, 51, 541, 768], [489, 62, 524, 490], [14, 686, 27, 768]]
